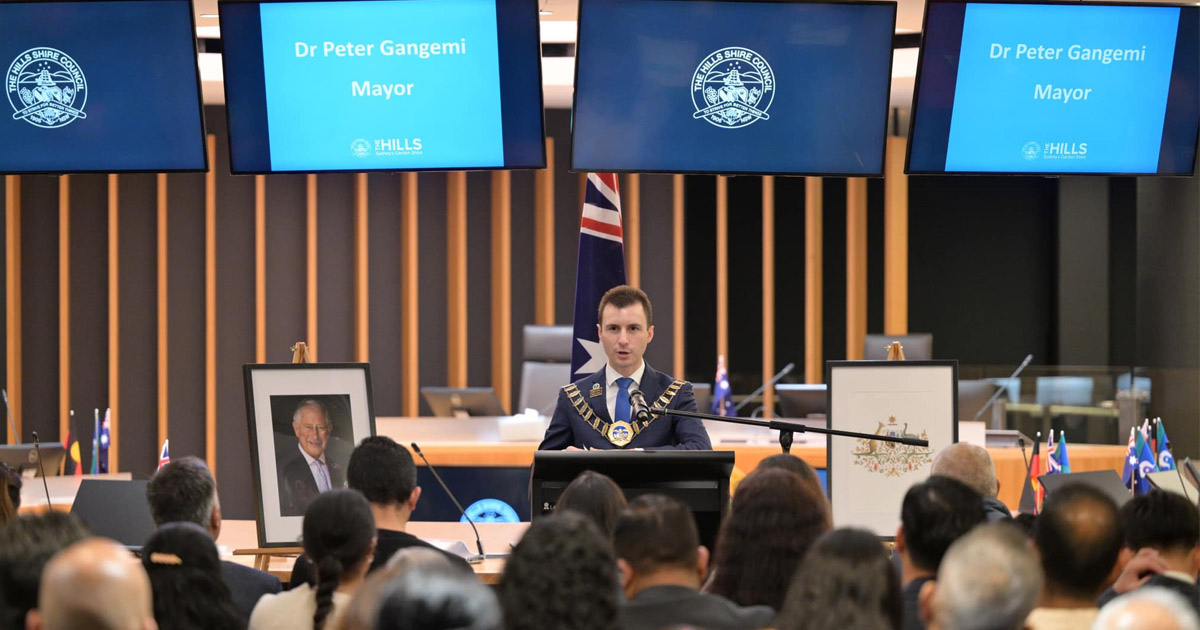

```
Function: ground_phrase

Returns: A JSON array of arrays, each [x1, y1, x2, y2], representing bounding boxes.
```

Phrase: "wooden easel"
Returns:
[[885, 341, 906, 361], [232, 342, 312, 573]]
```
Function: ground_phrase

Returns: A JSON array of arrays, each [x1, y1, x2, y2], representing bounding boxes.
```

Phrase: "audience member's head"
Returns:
[[897, 476, 987, 577], [373, 565, 502, 630], [2, 462, 20, 511], [0, 511, 89, 629], [498, 511, 619, 630], [922, 522, 1042, 630], [755, 453, 823, 494], [931, 443, 1000, 499], [146, 456, 220, 537], [775, 528, 902, 630], [347, 437, 419, 511], [304, 489, 378, 630], [335, 549, 460, 630], [0, 466, 14, 526], [385, 547, 458, 573], [1120, 490, 1200, 574], [708, 467, 831, 610], [1012, 512, 1037, 538], [26, 538, 156, 630], [1035, 483, 1124, 602], [555, 470, 627, 539], [141, 521, 244, 630], [612, 494, 704, 597], [1093, 587, 1200, 630]]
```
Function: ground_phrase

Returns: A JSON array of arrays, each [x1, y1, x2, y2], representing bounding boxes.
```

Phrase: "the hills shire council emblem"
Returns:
[[1022, 141, 1041, 161], [691, 47, 774, 129], [350, 138, 371, 158], [7, 48, 88, 129]]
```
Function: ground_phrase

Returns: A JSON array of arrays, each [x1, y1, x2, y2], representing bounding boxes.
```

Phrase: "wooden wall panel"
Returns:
[[418, 172, 449, 412], [884, 136, 909, 335], [805, 178, 824, 383], [205, 135, 217, 474], [307, 175, 318, 360], [508, 171, 536, 409], [264, 175, 308, 363], [673, 175, 685, 378], [465, 172, 493, 389], [446, 172, 467, 387], [108, 175, 120, 472], [5, 176, 19, 443], [166, 166, 207, 467], [400, 173, 419, 416], [316, 174, 355, 362], [846, 178, 868, 360], [21, 176, 58, 447], [59, 178, 69, 446], [637, 174, 676, 375], [255, 176, 266, 363], [490, 171, 511, 412], [354, 173, 369, 362], [716, 176, 728, 362], [762, 176, 775, 416], [67, 175, 106, 470], [534, 137, 555, 325], [625, 174, 640, 287], [367, 173, 404, 415], [157, 175, 168, 451], [117, 174, 158, 478]]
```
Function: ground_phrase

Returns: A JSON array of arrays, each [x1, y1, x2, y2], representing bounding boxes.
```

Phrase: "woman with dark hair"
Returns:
[[775, 528, 903, 630], [142, 521, 245, 630], [0, 463, 20, 526], [706, 467, 831, 610], [497, 511, 620, 630], [554, 470, 628, 539], [250, 489, 377, 630], [373, 564, 502, 630]]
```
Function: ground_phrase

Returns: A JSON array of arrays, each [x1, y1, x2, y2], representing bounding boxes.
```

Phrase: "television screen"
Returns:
[[0, 0, 207, 174], [570, 0, 897, 176], [220, 0, 546, 174], [907, 1, 1200, 175]]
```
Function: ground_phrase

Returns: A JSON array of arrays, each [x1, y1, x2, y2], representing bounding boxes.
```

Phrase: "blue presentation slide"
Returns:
[[945, 3, 1180, 173], [258, 0, 505, 171]]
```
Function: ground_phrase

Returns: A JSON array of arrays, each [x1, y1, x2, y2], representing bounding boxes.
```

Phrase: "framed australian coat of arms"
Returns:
[[826, 360, 958, 537]]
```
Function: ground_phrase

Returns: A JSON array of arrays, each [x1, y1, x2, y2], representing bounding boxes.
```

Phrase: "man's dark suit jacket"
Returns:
[[220, 559, 281, 621], [538, 363, 711, 450], [618, 585, 775, 630], [1097, 573, 1200, 615], [277, 446, 346, 517]]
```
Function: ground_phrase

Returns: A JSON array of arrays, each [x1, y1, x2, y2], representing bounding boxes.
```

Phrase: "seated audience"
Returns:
[[142, 521, 245, 630], [25, 537, 157, 630], [896, 476, 987, 630], [497, 511, 620, 630], [292, 437, 470, 587], [614, 494, 774, 630], [931, 443, 1012, 520], [707, 468, 831, 610], [335, 549, 459, 630], [1098, 490, 1200, 613], [373, 564, 502, 630], [754, 453, 823, 495], [1094, 587, 1200, 630], [249, 489, 377, 630], [2, 462, 18, 512], [919, 522, 1042, 630], [555, 470, 628, 540], [146, 457, 281, 619], [0, 511, 89, 628], [1028, 483, 1125, 630], [775, 528, 903, 630]]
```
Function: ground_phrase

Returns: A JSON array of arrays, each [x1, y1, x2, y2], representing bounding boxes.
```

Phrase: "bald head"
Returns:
[[1094, 588, 1200, 630], [27, 538, 156, 630], [932, 443, 999, 498]]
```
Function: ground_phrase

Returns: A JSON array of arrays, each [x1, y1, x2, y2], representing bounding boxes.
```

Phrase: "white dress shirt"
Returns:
[[296, 442, 331, 492], [605, 361, 646, 422]]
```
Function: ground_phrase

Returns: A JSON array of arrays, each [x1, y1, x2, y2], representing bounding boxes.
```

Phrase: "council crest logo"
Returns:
[[7, 48, 87, 129], [691, 47, 774, 129], [1022, 141, 1041, 161], [350, 138, 371, 158]]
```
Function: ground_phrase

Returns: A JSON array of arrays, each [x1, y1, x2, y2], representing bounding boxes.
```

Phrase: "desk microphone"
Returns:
[[31, 431, 52, 510], [2, 389, 16, 445], [973, 354, 1034, 422], [1018, 436, 1030, 474], [628, 389, 652, 423], [410, 442, 484, 564]]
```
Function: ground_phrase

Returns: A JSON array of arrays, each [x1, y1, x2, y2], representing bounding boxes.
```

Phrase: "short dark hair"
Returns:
[[1121, 490, 1200, 553], [900, 476, 987, 572], [1035, 483, 1124, 599], [0, 512, 90, 629], [146, 456, 217, 528], [556, 471, 627, 539], [375, 565, 502, 630], [347, 436, 417, 506], [776, 528, 903, 630], [597, 285, 653, 327], [756, 454, 822, 493], [613, 494, 698, 575]]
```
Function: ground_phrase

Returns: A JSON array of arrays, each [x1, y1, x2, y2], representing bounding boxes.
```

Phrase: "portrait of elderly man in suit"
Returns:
[[276, 398, 348, 516]]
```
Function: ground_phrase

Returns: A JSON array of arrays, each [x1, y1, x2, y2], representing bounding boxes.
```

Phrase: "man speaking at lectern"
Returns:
[[539, 286, 711, 451]]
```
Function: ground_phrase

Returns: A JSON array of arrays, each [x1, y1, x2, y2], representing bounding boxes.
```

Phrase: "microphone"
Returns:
[[2, 389, 16, 445], [972, 354, 1034, 422], [735, 362, 796, 414], [31, 431, 52, 511], [410, 442, 484, 564], [628, 389, 652, 423], [1018, 436, 1030, 474]]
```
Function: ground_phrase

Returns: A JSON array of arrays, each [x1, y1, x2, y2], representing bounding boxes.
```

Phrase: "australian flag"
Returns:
[[570, 173, 627, 378], [712, 355, 733, 416]]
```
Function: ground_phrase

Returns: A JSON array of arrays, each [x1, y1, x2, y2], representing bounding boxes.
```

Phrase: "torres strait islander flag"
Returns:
[[570, 173, 627, 378]]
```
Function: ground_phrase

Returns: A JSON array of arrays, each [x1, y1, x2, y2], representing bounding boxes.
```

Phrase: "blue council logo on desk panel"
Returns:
[[7, 48, 88, 129], [691, 47, 774, 129]]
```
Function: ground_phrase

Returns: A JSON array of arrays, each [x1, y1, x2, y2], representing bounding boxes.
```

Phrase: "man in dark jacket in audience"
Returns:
[[932, 442, 1012, 521], [1098, 490, 1200, 614], [146, 456, 281, 621], [614, 494, 774, 630], [896, 476, 988, 630]]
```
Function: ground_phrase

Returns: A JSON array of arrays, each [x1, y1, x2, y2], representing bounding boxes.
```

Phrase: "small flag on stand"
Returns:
[[569, 173, 627, 378], [89, 408, 99, 475], [1019, 432, 1042, 515], [1046, 430, 1061, 475], [712, 355, 733, 417], [158, 440, 170, 471], [65, 410, 82, 478], [98, 408, 110, 474], [1156, 418, 1175, 472], [1055, 430, 1071, 474]]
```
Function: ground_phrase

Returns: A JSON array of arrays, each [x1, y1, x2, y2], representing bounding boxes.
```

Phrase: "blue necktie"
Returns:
[[615, 377, 633, 423]]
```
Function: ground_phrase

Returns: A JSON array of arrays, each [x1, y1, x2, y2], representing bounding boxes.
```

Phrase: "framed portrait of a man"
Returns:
[[244, 363, 375, 546]]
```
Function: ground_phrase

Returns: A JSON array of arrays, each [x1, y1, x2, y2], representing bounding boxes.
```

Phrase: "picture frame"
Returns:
[[243, 363, 376, 547], [825, 360, 958, 537]]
